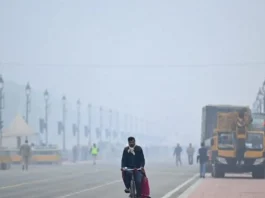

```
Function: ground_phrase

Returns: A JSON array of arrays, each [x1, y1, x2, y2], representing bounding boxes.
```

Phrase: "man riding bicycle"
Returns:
[[121, 136, 145, 198]]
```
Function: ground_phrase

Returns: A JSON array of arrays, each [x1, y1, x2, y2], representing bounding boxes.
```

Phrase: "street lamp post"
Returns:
[[44, 89, 49, 146], [62, 95, 66, 151], [108, 109, 112, 142], [0, 75, 4, 147], [76, 99, 81, 146], [88, 104, 92, 146], [99, 106, 103, 142], [25, 82, 31, 141]]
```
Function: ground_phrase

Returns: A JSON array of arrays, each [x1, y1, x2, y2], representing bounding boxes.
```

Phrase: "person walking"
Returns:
[[90, 143, 99, 165], [19, 140, 32, 171], [173, 143, 182, 166], [187, 143, 195, 165], [197, 142, 208, 178]]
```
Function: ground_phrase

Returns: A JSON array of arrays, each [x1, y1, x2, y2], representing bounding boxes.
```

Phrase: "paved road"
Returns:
[[0, 161, 198, 198]]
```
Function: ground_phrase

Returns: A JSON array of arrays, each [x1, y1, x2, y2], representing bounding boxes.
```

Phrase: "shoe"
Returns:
[[124, 189, 130, 193]]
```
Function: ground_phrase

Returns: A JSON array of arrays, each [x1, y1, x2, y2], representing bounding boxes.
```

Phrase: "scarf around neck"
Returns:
[[128, 145, 136, 155]]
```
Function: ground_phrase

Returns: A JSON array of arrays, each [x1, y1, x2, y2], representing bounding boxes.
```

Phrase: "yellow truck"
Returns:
[[202, 105, 265, 178]]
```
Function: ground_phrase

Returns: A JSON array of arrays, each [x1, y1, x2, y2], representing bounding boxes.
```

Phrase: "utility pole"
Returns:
[[62, 95, 66, 151], [88, 104, 92, 146], [76, 99, 81, 146], [99, 106, 103, 142], [25, 83, 31, 124], [25, 83, 31, 141], [109, 109, 112, 142], [44, 89, 49, 146]]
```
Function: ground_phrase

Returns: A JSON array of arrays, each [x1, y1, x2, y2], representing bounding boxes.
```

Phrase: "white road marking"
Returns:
[[0, 170, 105, 190], [160, 173, 199, 198], [55, 180, 122, 198], [178, 178, 202, 198]]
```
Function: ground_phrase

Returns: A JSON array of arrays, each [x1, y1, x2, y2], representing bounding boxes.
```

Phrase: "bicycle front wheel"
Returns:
[[130, 180, 136, 198]]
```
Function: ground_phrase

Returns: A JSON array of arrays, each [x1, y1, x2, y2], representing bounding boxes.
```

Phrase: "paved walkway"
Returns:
[[182, 175, 265, 198]]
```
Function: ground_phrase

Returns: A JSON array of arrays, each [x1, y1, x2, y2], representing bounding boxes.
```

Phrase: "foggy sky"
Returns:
[[1, 0, 265, 145]]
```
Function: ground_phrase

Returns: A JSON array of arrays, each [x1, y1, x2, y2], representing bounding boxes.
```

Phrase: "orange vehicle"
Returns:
[[31, 146, 62, 165], [9, 146, 62, 165], [9, 149, 21, 164]]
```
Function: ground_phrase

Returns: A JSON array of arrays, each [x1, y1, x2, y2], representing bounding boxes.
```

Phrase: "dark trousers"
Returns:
[[236, 139, 246, 164], [123, 171, 143, 196]]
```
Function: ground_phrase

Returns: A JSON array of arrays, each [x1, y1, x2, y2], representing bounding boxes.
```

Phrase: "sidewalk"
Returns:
[[180, 174, 265, 198]]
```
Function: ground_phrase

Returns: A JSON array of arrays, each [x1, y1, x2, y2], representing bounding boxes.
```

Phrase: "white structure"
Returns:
[[2, 115, 39, 148]]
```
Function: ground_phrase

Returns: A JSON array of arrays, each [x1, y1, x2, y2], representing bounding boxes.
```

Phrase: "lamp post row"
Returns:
[[0, 75, 149, 148]]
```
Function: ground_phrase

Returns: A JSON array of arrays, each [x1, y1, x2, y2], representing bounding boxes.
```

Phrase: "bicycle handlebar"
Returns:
[[122, 168, 142, 171]]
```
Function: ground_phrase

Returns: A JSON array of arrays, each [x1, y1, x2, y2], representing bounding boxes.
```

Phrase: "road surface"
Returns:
[[0, 161, 198, 198]]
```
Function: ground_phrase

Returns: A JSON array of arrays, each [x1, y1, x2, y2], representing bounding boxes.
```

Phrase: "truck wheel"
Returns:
[[212, 165, 217, 178], [252, 167, 265, 179], [218, 171, 225, 178], [212, 164, 225, 178], [252, 171, 258, 178], [260, 168, 265, 178]]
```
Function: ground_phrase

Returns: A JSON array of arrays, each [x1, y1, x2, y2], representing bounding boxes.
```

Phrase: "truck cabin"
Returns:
[[212, 130, 264, 151], [245, 131, 264, 151]]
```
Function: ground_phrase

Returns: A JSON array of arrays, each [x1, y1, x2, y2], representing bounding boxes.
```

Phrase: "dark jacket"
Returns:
[[197, 147, 208, 164], [174, 146, 182, 156], [121, 145, 145, 168]]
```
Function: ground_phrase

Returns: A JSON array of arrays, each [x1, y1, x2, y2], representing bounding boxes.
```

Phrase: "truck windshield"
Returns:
[[245, 133, 263, 150], [218, 132, 234, 149]]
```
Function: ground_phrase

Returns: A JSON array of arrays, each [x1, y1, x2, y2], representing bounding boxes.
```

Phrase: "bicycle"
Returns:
[[122, 168, 142, 198]]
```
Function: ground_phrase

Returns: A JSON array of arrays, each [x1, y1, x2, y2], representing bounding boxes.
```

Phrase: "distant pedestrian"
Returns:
[[19, 140, 32, 171], [197, 142, 208, 178], [173, 143, 182, 166], [90, 143, 99, 165], [186, 143, 195, 165]]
